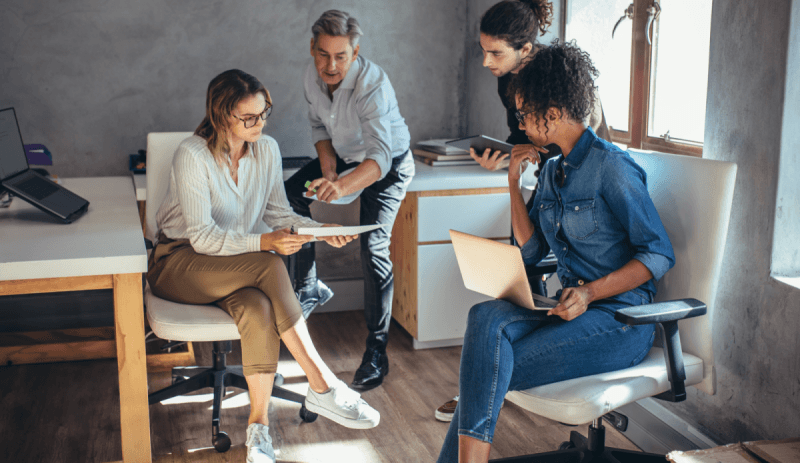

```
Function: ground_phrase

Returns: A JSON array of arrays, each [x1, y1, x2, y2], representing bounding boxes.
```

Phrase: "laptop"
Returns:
[[0, 107, 89, 223], [450, 229, 558, 310]]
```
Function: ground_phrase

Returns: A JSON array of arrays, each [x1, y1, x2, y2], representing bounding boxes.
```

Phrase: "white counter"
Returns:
[[407, 160, 509, 192]]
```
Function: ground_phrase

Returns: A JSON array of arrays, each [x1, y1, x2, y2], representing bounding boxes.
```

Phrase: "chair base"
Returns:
[[490, 423, 667, 463], [148, 340, 315, 453]]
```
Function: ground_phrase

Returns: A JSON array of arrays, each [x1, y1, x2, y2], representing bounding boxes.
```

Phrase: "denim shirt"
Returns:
[[520, 127, 675, 308]]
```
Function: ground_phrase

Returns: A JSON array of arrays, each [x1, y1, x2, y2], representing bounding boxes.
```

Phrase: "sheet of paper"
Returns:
[[296, 223, 388, 237]]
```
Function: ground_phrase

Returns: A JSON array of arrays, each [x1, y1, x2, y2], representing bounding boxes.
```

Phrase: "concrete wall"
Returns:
[[0, 0, 467, 177], [661, 0, 800, 444], [771, 0, 800, 279], [0, 0, 468, 282]]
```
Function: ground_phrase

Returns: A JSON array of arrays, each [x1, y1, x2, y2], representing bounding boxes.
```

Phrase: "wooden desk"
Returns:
[[390, 161, 514, 349], [0, 177, 152, 463]]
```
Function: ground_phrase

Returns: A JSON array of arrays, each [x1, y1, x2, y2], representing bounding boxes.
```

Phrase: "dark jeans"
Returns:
[[284, 151, 415, 346], [436, 301, 655, 461]]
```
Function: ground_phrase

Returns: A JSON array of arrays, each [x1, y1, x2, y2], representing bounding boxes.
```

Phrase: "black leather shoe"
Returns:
[[351, 348, 389, 392], [296, 280, 334, 318]]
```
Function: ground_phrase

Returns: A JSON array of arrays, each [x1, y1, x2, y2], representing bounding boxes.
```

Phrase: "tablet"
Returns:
[[446, 135, 514, 154]]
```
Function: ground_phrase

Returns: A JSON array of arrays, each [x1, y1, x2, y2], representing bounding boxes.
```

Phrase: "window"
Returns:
[[565, 0, 712, 156]]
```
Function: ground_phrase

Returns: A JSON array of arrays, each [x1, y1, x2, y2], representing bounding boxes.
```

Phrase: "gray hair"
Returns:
[[311, 10, 363, 47]]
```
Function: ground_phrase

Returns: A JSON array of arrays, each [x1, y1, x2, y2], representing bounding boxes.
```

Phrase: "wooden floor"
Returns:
[[0, 311, 639, 462]]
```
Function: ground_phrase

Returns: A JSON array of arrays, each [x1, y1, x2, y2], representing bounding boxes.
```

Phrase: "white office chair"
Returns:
[[498, 150, 738, 462], [144, 132, 316, 453]]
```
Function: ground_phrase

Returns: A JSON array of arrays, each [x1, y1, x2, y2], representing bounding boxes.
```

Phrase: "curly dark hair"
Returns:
[[480, 0, 553, 50], [508, 40, 599, 131]]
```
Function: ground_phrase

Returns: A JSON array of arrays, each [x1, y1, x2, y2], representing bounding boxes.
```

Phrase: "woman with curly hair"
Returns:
[[435, 0, 612, 426], [471, 0, 610, 171], [436, 41, 675, 463]]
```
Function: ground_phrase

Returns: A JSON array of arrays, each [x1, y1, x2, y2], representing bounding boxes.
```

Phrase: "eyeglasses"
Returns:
[[514, 109, 533, 124], [233, 104, 272, 128]]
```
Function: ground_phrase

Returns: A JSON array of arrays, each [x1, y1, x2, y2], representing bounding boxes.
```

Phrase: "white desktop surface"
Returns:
[[408, 160, 509, 192], [0, 177, 148, 281], [0, 176, 152, 462], [131, 172, 146, 201]]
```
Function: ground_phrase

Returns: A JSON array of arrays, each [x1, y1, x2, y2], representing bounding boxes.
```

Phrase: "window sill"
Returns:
[[772, 275, 800, 291]]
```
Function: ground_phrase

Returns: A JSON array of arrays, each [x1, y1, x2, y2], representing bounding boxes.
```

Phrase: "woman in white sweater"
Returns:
[[147, 69, 379, 463]]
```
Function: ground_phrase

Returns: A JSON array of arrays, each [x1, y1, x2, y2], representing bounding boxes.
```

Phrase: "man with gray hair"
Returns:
[[284, 9, 414, 392]]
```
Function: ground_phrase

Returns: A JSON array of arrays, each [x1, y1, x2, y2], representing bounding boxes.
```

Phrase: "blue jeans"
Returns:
[[436, 299, 655, 463], [284, 151, 415, 346]]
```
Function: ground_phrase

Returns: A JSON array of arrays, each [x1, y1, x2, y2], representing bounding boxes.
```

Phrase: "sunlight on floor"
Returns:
[[156, 359, 310, 408], [187, 446, 214, 453], [278, 438, 383, 462], [276, 359, 310, 395]]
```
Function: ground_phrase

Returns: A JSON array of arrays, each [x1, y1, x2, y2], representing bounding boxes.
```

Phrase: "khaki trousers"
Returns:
[[147, 234, 303, 376]]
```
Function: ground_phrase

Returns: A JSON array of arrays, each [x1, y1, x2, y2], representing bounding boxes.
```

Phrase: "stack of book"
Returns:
[[413, 139, 477, 167]]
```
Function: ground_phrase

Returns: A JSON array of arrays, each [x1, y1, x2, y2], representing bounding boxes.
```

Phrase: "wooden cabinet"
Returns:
[[390, 187, 511, 349]]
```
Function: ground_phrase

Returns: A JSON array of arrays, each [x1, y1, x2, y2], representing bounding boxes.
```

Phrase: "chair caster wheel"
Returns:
[[558, 440, 576, 451], [299, 404, 318, 423], [213, 431, 231, 452]]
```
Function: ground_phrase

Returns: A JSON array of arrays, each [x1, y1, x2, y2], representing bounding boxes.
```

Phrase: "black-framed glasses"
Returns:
[[514, 109, 533, 124], [234, 104, 272, 128]]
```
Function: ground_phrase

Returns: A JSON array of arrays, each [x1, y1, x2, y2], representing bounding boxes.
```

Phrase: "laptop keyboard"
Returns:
[[17, 175, 59, 200]]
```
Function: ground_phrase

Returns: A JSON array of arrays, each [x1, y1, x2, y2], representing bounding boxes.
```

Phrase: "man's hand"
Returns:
[[261, 228, 313, 255], [317, 223, 357, 248], [305, 177, 343, 203], [322, 169, 339, 183], [508, 144, 548, 184], [548, 286, 592, 321], [470, 147, 510, 171]]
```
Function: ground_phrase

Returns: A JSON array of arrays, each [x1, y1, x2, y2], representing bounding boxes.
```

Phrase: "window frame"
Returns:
[[563, 0, 705, 157]]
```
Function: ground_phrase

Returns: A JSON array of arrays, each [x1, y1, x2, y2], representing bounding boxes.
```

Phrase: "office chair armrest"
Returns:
[[613, 298, 706, 325], [525, 253, 558, 278], [614, 298, 707, 403], [144, 237, 154, 250]]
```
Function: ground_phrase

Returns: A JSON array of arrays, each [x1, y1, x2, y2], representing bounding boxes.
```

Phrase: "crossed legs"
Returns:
[[148, 241, 339, 426]]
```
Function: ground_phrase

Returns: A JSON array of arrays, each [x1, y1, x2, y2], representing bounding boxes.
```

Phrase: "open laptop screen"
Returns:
[[0, 108, 29, 182]]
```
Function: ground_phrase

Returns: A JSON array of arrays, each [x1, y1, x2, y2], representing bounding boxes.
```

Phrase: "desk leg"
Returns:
[[113, 273, 152, 463]]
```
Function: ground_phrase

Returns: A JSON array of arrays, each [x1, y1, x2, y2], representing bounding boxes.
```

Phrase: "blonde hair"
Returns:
[[194, 69, 271, 165]]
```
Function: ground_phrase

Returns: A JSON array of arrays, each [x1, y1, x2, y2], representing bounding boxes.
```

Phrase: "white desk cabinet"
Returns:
[[390, 162, 511, 349]]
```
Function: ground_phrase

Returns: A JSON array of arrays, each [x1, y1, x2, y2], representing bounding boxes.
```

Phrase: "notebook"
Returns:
[[0, 107, 89, 223], [450, 229, 558, 310]]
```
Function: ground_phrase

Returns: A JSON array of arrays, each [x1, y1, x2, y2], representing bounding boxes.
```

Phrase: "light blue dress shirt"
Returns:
[[521, 127, 675, 308], [303, 55, 411, 179]]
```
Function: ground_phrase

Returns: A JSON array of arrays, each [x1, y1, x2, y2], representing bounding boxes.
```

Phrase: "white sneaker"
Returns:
[[245, 423, 275, 463], [305, 379, 380, 429]]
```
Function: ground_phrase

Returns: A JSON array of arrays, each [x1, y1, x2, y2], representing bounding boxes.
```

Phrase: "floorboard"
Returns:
[[0, 311, 640, 462]]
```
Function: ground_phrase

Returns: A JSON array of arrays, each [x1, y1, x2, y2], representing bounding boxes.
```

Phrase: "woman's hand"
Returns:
[[470, 147, 510, 171], [305, 177, 343, 203], [548, 286, 592, 321], [508, 144, 547, 185], [260, 228, 313, 255], [317, 224, 357, 248]]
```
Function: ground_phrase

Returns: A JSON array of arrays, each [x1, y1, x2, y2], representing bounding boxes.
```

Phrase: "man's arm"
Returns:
[[314, 139, 340, 182]]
